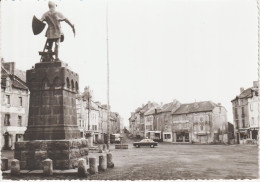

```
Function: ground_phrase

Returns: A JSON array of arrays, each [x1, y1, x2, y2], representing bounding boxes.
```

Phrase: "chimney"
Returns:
[[253, 81, 259, 88], [3, 62, 15, 74], [240, 87, 244, 93]]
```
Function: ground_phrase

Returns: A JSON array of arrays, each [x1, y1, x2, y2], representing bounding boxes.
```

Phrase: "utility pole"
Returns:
[[106, 0, 110, 150]]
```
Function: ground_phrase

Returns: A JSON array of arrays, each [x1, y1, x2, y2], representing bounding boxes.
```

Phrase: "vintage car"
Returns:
[[133, 139, 158, 148]]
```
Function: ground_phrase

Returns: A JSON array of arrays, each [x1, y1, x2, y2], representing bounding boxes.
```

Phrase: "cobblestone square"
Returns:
[[2, 140, 259, 180]]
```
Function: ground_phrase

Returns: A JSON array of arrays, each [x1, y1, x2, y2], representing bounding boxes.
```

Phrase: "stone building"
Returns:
[[155, 100, 181, 142], [171, 101, 229, 144], [231, 81, 259, 144], [76, 88, 123, 144], [130, 100, 231, 144], [76, 93, 102, 143], [1, 61, 29, 150], [76, 94, 87, 138], [129, 112, 136, 136], [110, 112, 121, 134], [128, 101, 159, 138]]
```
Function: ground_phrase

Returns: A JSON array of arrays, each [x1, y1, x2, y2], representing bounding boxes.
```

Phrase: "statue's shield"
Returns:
[[32, 15, 46, 35]]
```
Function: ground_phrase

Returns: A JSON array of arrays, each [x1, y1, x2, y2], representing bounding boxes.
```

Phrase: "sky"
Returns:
[[1, 0, 258, 128]]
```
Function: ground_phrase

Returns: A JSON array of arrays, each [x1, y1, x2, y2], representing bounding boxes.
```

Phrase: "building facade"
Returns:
[[128, 101, 159, 138], [1, 61, 29, 150], [76, 87, 122, 144], [171, 101, 229, 144], [231, 81, 259, 144], [129, 100, 232, 144]]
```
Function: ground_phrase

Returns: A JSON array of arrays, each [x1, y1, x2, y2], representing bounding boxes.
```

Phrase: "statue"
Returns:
[[32, 1, 75, 62]]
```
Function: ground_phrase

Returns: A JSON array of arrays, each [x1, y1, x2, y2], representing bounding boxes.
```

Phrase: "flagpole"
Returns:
[[106, 0, 110, 151]]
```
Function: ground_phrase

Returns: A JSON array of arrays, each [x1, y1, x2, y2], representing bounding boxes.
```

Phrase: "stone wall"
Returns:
[[14, 138, 88, 170]]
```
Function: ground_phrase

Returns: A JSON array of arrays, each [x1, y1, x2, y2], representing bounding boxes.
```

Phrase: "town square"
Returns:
[[0, 0, 259, 180]]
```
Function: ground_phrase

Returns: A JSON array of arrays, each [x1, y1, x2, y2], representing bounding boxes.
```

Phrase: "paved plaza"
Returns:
[[2, 139, 259, 180]]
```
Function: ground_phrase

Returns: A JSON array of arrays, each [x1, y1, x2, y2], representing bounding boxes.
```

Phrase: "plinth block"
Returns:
[[15, 139, 88, 170], [1, 157, 8, 171], [11, 159, 20, 176]]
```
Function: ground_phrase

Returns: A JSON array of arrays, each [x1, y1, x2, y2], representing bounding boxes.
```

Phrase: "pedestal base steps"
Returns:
[[14, 138, 88, 170]]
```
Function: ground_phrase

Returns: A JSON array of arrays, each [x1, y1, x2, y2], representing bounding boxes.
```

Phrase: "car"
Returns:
[[133, 139, 158, 148]]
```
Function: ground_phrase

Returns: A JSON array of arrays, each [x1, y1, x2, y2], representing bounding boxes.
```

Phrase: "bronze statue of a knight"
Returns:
[[32, 1, 75, 62]]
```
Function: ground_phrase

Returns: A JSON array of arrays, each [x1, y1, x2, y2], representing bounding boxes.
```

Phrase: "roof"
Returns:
[[161, 100, 181, 113], [172, 101, 217, 115], [14, 69, 26, 82], [1, 63, 28, 90], [144, 106, 161, 116], [231, 87, 258, 101], [12, 78, 27, 90]]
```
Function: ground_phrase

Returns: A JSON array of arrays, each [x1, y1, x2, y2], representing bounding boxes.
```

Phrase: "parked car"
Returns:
[[133, 139, 158, 148]]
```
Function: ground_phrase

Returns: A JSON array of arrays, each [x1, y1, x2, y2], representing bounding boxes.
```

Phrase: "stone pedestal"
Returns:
[[14, 61, 88, 170], [15, 139, 88, 170], [24, 61, 80, 140]]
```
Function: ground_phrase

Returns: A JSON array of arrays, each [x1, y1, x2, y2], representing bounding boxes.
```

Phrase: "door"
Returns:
[[184, 133, 189, 142], [237, 133, 240, 144], [200, 136, 207, 144]]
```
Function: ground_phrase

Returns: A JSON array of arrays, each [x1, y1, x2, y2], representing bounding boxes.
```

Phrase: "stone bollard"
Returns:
[[11, 159, 20, 176], [107, 152, 114, 168], [43, 159, 53, 176], [1, 157, 8, 171], [89, 157, 98, 174], [78, 158, 88, 177], [98, 154, 107, 171]]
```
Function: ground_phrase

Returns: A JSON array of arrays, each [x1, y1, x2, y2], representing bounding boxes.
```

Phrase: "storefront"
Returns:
[[163, 132, 172, 142], [2, 126, 26, 150], [176, 132, 190, 142], [147, 131, 162, 142]]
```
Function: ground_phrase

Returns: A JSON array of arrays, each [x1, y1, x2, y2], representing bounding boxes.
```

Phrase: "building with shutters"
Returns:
[[1, 60, 29, 150], [231, 81, 259, 144]]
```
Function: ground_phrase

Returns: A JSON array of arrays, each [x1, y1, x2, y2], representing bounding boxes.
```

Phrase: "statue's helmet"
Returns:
[[48, 1, 57, 9]]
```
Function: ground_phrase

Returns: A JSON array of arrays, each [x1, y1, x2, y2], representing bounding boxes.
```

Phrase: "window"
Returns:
[[5, 95, 10, 105], [251, 117, 255, 125], [146, 125, 152, 130], [92, 125, 97, 130], [242, 118, 245, 128], [200, 124, 204, 131], [241, 107, 245, 117], [164, 134, 171, 139], [19, 97, 22, 106], [18, 116, 22, 126], [4, 114, 10, 126], [234, 108, 238, 119]]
